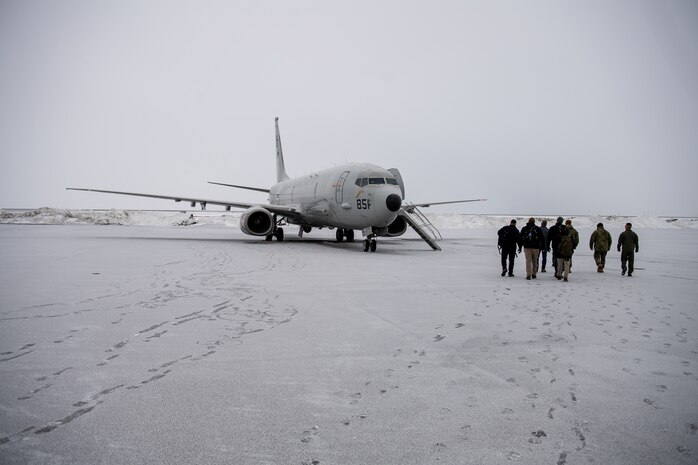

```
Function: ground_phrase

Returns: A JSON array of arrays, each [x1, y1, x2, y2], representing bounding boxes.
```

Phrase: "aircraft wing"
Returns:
[[405, 198, 486, 209], [65, 188, 301, 219]]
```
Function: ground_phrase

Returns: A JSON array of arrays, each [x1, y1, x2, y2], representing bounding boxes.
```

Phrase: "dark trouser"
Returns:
[[539, 248, 548, 270], [551, 247, 558, 272], [621, 250, 635, 274], [501, 247, 516, 274]]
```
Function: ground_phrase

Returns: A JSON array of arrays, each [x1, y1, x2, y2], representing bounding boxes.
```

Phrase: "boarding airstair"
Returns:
[[399, 202, 442, 251]]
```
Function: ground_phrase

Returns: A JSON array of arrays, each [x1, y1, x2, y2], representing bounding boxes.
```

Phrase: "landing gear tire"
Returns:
[[363, 238, 377, 252], [337, 228, 354, 242], [274, 227, 284, 241]]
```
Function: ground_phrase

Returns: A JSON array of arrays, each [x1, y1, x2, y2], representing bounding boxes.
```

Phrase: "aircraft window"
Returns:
[[368, 177, 385, 185], [386, 178, 399, 185], [355, 178, 363, 187], [361, 178, 369, 187]]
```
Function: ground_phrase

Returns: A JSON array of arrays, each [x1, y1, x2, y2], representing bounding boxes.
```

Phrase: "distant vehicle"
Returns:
[[68, 118, 484, 252]]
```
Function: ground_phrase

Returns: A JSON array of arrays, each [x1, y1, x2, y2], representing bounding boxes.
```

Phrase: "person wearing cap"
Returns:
[[617, 223, 639, 276], [546, 217, 566, 276], [589, 223, 612, 272], [520, 217, 545, 280], [497, 219, 521, 277]]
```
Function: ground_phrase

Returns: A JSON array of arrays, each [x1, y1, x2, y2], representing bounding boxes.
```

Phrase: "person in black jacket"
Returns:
[[617, 223, 640, 276], [520, 218, 545, 280], [538, 219, 549, 273], [546, 217, 566, 276], [497, 219, 521, 277]]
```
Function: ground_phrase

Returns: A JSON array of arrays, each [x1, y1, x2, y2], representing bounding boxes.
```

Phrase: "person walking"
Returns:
[[617, 223, 639, 276], [589, 223, 612, 272], [556, 226, 574, 281], [547, 217, 565, 276], [539, 220, 549, 273], [520, 218, 544, 280], [497, 219, 521, 277], [564, 219, 580, 272]]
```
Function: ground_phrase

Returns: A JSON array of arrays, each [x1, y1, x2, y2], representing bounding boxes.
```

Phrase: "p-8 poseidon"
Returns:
[[68, 118, 483, 252]]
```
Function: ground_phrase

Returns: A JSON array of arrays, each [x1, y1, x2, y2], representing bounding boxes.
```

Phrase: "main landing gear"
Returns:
[[335, 228, 355, 242], [265, 215, 285, 241], [265, 227, 284, 241]]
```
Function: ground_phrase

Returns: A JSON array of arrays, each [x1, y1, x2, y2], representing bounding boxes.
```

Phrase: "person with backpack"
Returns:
[[546, 217, 566, 276], [617, 223, 640, 276], [538, 219, 549, 273], [497, 219, 521, 277], [520, 217, 545, 280], [556, 226, 574, 281], [564, 219, 580, 272], [589, 223, 612, 272]]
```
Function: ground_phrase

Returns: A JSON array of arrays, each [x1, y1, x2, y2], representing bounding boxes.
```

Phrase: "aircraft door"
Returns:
[[335, 171, 350, 204]]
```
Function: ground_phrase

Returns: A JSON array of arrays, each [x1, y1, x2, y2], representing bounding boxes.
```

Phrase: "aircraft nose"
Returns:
[[386, 193, 402, 212]]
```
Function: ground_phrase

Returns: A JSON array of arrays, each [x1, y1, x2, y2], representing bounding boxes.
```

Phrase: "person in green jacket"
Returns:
[[589, 223, 612, 272], [617, 223, 639, 276], [564, 219, 580, 272]]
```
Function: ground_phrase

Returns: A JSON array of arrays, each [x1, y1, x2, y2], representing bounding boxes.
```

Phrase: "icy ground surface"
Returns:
[[1, 220, 697, 465]]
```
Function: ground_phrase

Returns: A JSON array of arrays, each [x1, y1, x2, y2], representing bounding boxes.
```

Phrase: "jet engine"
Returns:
[[385, 215, 408, 237], [239, 207, 274, 236]]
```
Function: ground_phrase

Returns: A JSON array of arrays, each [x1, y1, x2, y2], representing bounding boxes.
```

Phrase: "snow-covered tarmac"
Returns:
[[1, 215, 697, 464]]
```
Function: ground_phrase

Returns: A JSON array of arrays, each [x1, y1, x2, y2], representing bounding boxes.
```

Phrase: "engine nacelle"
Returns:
[[385, 215, 408, 237], [239, 207, 274, 236]]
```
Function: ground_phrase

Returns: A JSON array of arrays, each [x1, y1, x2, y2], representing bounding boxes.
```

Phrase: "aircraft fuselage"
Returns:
[[270, 163, 403, 231]]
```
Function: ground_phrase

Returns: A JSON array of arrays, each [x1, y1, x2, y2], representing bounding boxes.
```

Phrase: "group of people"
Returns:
[[497, 217, 640, 281]]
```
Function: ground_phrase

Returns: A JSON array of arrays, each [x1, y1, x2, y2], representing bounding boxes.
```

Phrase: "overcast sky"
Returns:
[[1, 0, 697, 216]]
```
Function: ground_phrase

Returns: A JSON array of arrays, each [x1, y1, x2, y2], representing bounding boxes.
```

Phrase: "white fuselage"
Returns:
[[269, 163, 402, 230]]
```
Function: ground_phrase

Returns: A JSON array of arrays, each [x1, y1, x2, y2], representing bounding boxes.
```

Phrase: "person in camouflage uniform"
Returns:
[[589, 223, 612, 272], [617, 223, 639, 276], [564, 219, 580, 272]]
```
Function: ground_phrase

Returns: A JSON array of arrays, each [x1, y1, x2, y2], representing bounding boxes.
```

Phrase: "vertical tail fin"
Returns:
[[275, 117, 290, 182]]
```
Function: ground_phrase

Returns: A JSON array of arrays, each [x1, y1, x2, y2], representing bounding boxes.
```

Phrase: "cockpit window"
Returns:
[[355, 178, 362, 187], [368, 177, 385, 185], [386, 178, 399, 185]]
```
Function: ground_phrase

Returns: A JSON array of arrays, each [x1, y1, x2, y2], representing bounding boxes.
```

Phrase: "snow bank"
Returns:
[[426, 213, 698, 230], [1, 208, 696, 229], [0, 208, 241, 227]]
